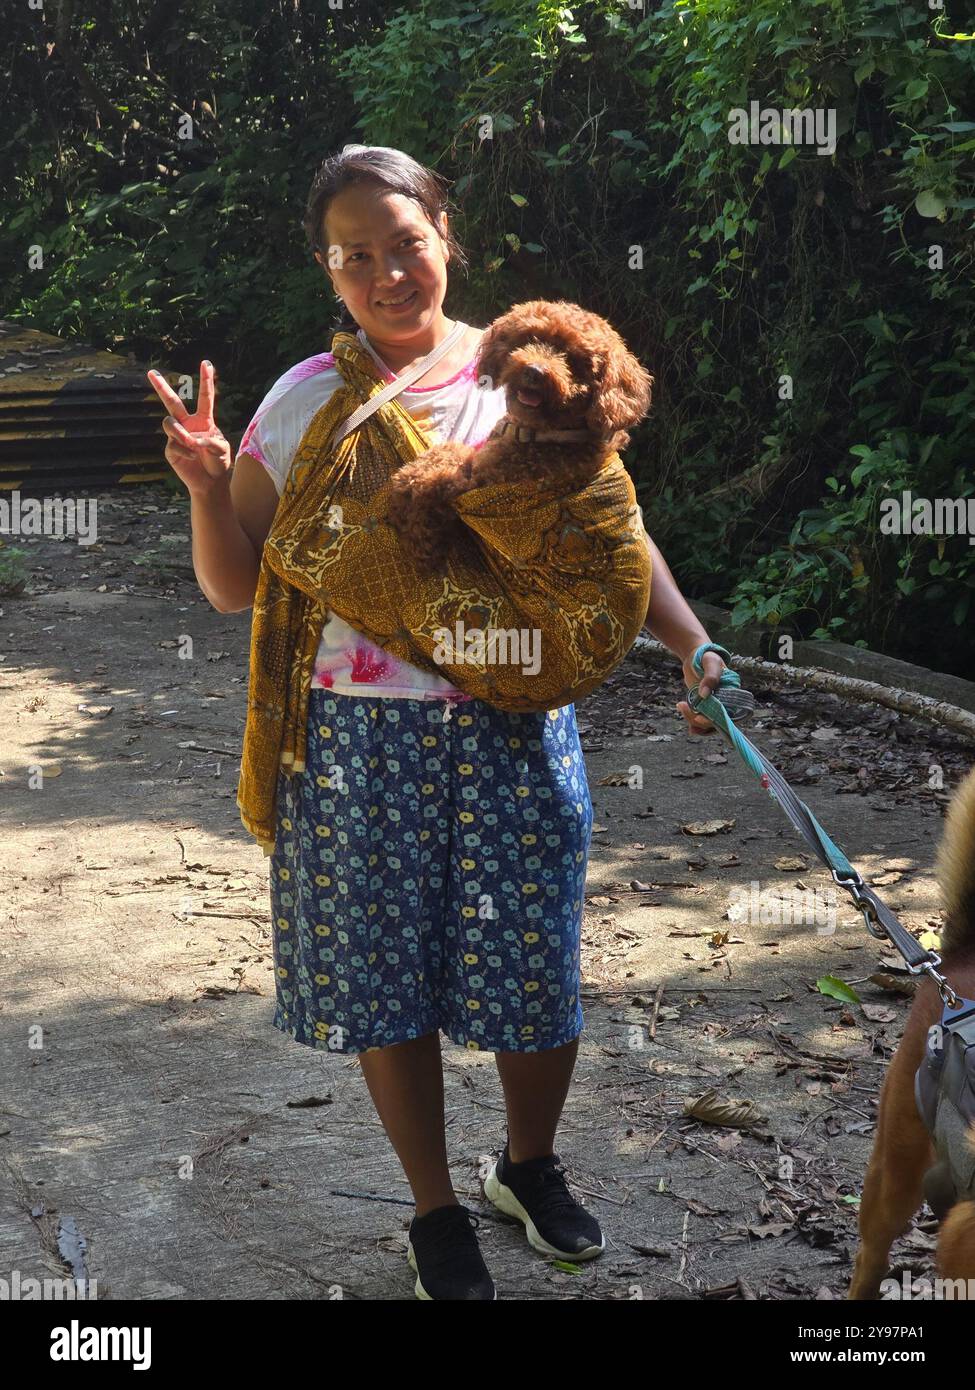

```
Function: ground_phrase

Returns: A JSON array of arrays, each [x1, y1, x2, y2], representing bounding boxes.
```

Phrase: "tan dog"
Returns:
[[849, 764, 975, 1298], [385, 299, 652, 569]]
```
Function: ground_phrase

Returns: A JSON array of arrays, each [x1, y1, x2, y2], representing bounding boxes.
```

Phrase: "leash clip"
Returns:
[[831, 869, 960, 1004], [920, 956, 961, 1011], [830, 867, 887, 941]]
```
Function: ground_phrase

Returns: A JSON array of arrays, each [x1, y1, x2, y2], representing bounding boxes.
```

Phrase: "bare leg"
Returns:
[[494, 1038, 580, 1161], [356, 1031, 457, 1218]]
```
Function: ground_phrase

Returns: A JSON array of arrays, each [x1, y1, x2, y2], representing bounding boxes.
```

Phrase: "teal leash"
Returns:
[[685, 642, 958, 1005]]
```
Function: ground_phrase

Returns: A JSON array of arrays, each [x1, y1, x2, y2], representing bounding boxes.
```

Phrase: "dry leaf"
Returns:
[[683, 1088, 766, 1129], [861, 1004, 897, 1024], [681, 819, 736, 837], [868, 972, 917, 997]]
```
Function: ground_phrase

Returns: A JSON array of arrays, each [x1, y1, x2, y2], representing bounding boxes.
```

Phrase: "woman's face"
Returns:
[[315, 182, 450, 344]]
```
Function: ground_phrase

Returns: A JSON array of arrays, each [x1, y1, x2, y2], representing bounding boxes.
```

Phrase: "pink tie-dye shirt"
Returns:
[[236, 324, 508, 699]]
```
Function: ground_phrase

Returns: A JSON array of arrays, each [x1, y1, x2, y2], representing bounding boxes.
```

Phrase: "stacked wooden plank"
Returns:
[[0, 321, 181, 490]]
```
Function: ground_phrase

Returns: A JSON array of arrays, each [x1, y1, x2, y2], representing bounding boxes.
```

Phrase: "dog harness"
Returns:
[[915, 998, 975, 1218]]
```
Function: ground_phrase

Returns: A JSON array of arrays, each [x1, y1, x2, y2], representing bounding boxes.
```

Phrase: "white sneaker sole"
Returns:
[[483, 1161, 606, 1261], [406, 1241, 497, 1300]]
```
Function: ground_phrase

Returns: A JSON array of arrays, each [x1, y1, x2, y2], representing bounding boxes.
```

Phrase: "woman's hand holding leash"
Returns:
[[679, 642, 757, 735], [677, 647, 727, 735]]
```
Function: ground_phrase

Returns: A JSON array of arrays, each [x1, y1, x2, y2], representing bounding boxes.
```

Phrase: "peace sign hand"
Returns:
[[147, 360, 233, 498]]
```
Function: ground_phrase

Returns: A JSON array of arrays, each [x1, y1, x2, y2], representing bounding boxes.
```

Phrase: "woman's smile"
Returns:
[[375, 288, 419, 312]]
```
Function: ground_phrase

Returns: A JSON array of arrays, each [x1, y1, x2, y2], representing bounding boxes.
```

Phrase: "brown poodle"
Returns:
[[385, 299, 653, 569]]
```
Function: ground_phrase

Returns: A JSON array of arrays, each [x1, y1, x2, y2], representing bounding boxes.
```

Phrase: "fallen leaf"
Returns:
[[684, 1089, 766, 1129], [868, 972, 917, 997], [681, 819, 736, 837], [861, 1004, 896, 1024], [816, 975, 861, 1004]]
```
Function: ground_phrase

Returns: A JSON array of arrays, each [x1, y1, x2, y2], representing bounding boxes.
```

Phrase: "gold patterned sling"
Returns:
[[237, 328, 652, 855]]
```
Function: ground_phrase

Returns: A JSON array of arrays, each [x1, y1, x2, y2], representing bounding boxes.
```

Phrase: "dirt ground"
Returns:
[[2, 480, 973, 1301]]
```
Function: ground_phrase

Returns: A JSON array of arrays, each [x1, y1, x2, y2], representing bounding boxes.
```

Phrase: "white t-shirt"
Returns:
[[236, 325, 508, 698]]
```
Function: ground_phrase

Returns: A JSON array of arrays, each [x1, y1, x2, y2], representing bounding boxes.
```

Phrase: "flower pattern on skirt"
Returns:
[[269, 690, 593, 1054]]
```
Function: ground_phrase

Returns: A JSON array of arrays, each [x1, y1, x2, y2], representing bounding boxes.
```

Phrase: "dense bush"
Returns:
[[2, 0, 974, 674]]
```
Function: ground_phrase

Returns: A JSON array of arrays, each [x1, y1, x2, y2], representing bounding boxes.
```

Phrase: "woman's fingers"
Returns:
[[164, 440, 195, 468], [161, 416, 197, 450], [196, 360, 215, 425], [675, 699, 716, 735], [147, 369, 190, 420]]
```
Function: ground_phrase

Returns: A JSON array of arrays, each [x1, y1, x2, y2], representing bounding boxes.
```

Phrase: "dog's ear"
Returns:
[[585, 348, 653, 439], [476, 321, 517, 393]]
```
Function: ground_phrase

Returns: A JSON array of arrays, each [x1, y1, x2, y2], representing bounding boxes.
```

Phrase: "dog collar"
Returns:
[[488, 417, 597, 445]]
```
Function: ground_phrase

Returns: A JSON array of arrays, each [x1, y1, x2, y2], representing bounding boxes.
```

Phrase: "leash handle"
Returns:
[[686, 642, 757, 723]]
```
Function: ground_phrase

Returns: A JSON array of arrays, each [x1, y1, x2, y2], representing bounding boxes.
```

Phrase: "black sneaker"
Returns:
[[406, 1204, 497, 1300], [484, 1143, 605, 1260]]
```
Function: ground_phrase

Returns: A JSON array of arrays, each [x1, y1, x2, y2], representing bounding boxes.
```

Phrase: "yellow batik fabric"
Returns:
[[237, 330, 652, 855]]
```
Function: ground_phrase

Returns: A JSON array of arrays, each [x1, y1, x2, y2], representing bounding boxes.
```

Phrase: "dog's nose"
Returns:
[[521, 364, 546, 383]]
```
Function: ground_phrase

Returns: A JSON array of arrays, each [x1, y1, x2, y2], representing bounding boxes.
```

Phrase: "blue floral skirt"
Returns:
[[268, 691, 593, 1054]]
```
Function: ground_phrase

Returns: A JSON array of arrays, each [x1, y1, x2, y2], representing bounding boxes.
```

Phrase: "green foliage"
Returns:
[[0, 545, 28, 596], [2, 0, 974, 673]]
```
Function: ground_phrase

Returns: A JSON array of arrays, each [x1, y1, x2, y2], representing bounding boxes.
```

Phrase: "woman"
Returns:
[[149, 144, 726, 1300]]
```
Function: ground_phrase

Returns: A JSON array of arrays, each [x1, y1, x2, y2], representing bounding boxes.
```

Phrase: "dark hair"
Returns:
[[304, 145, 470, 332]]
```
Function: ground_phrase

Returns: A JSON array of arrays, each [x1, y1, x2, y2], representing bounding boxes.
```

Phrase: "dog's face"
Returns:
[[476, 299, 653, 442]]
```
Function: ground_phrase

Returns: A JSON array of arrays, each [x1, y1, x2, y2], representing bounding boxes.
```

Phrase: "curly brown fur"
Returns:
[[849, 763, 975, 1299], [385, 299, 653, 570]]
